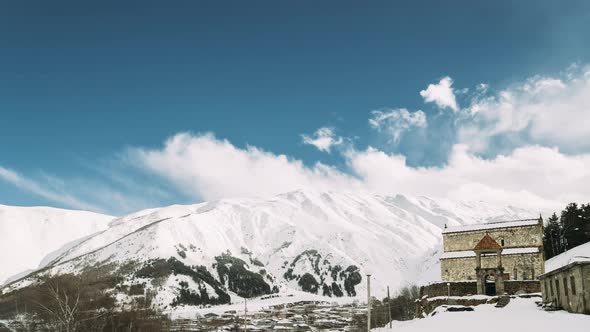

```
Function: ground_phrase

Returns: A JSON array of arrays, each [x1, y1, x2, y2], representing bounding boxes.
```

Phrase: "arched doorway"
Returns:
[[485, 275, 496, 296]]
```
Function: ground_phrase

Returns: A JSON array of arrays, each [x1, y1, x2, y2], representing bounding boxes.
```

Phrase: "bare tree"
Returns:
[[35, 280, 81, 332]]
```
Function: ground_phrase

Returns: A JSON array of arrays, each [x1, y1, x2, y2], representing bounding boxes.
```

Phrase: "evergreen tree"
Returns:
[[560, 202, 589, 250], [543, 213, 561, 259], [543, 202, 590, 260]]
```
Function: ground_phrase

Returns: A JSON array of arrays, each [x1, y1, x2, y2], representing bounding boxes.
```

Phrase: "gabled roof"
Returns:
[[543, 241, 590, 275], [474, 234, 502, 251]]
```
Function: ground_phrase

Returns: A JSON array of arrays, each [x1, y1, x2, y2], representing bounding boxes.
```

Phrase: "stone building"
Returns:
[[440, 218, 544, 295], [540, 241, 590, 314]]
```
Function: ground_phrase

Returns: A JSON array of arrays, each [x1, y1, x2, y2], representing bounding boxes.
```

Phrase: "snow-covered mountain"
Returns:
[[1, 191, 536, 309], [0, 205, 113, 285]]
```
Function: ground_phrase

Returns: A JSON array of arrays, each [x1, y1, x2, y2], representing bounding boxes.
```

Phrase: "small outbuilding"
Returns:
[[539, 241, 590, 314]]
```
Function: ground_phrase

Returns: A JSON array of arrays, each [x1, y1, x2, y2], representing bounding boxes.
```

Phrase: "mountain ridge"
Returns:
[[1, 191, 537, 311], [0, 204, 113, 284]]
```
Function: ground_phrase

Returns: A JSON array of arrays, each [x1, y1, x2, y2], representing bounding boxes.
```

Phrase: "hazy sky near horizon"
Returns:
[[1, 1, 590, 215]]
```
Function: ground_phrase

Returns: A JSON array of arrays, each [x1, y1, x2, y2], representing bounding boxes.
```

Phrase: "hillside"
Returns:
[[0, 205, 113, 285], [1, 191, 535, 311]]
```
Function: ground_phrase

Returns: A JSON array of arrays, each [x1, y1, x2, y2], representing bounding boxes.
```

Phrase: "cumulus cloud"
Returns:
[[125, 131, 590, 212], [301, 127, 343, 152], [460, 67, 590, 153], [420, 76, 459, 111], [348, 144, 590, 211], [369, 109, 427, 143], [6, 65, 590, 215], [131, 133, 363, 201]]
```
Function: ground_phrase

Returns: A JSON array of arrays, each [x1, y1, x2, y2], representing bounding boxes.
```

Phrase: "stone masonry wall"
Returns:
[[420, 280, 540, 298], [443, 223, 543, 252], [504, 280, 540, 294], [420, 282, 477, 298], [441, 252, 544, 282]]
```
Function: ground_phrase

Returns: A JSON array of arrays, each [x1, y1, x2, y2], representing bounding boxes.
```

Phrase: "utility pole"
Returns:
[[387, 286, 392, 328], [366, 274, 372, 332], [243, 298, 247, 332]]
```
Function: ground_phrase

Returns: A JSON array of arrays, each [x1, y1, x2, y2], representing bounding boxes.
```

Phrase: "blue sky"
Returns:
[[1, 1, 590, 215]]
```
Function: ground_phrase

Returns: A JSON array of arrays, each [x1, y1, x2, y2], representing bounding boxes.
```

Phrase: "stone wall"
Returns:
[[540, 264, 590, 314], [420, 282, 478, 298], [443, 223, 543, 252], [420, 280, 540, 299], [503, 280, 541, 294], [441, 252, 544, 282]]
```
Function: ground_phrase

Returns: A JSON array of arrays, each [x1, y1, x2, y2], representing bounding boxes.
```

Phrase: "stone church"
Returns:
[[440, 218, 545, 295]]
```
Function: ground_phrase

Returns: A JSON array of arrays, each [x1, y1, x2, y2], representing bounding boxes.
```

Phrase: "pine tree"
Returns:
[[543, 202, 590, 260], [560, 203, 586, 250], [543, 213, 561, 259]]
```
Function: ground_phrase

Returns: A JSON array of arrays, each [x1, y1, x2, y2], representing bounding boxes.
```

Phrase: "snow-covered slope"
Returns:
[[373, 297, 590, 332], [3, 191, 535, 308], [0, 205, 113, 284]]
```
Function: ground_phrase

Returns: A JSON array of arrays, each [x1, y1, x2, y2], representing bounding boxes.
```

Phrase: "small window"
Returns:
[[550, 279, 554, 296], [555, 279, 560, 301], [563, 277, 568, 298], [501, 239, 505, 246], [571, 276, 576, 295]]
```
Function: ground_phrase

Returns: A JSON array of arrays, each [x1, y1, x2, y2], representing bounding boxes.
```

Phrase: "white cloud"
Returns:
[[369, 108, 427, 143], [301, 127, 343, 152], [460, 67, 590, 153], [420, 76, 459, 111], [6, 65, 590, 216], [348, 144, 590, 211], [131, 132, 363, 201], [127, 132, 590, 212], [0, 166, 103, 212]]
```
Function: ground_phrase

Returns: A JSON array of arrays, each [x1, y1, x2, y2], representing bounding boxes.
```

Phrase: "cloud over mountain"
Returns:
[[2, 65, 589, 215]]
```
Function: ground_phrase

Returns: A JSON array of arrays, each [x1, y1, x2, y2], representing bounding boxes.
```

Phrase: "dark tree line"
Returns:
[[543, 202, 590, 259]]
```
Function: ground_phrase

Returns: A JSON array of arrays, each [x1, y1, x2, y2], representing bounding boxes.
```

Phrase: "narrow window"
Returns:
[[501, 239, 505, 246], [570, 276, 576, 295], [555, 279, 560, 302], [563, 277, 568, 297], [550, 279, 554, 296], [531, 268, 535, 280]]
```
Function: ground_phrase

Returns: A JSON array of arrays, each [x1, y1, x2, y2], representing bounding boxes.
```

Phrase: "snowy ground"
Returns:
[[372, 297, 590, 332]]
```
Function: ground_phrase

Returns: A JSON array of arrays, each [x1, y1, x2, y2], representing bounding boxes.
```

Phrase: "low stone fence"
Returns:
[[504, 280, 540, 294], [419, 282, 477, 298], [420, 280, 540, 298]]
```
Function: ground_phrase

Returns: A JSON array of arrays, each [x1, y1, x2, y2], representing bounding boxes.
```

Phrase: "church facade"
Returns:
[[440, 218, 545, 295]]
